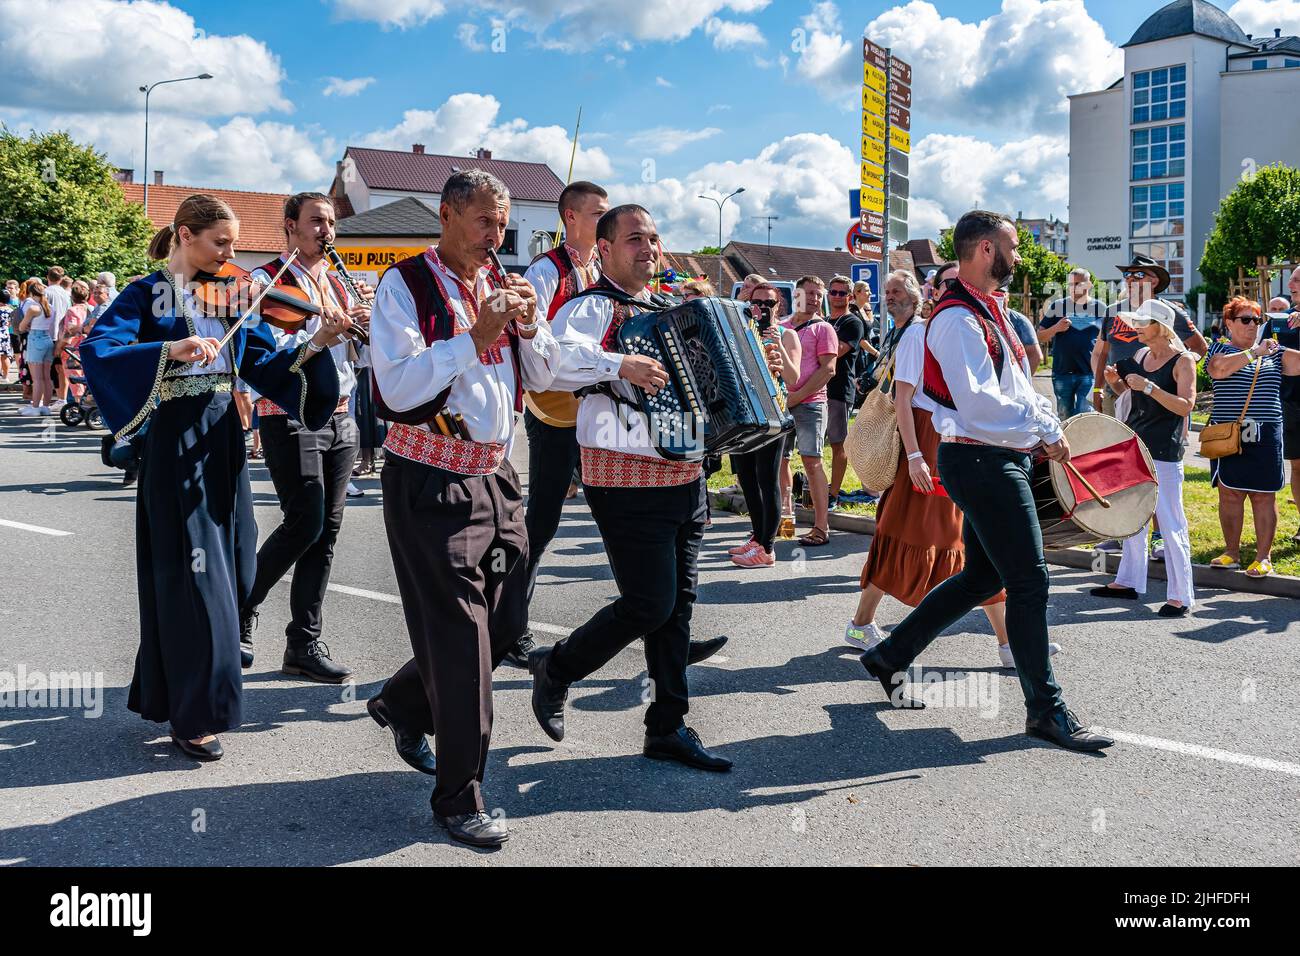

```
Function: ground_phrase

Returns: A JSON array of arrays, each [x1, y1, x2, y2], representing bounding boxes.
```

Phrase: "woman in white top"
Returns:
[[18, 277, 54, 415]]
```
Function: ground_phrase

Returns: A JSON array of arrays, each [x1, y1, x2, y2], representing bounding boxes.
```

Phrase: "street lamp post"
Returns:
[[698, 187, 744, 292], [141, 73, 214, 215]]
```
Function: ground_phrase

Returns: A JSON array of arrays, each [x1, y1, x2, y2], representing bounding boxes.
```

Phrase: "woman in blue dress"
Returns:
[[81, 194, 346, 761]]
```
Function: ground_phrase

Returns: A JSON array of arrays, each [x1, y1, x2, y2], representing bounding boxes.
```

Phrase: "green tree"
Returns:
[[692, 245, 722, 256], [1199, 163, 1300, 302], [0, 128, 155, 282]]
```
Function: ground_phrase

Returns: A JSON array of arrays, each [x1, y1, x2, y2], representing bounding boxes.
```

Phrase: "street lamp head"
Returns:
[[735, 187, 746, 195], [198, 73, 213, 80], [139, 85, 148, 92]]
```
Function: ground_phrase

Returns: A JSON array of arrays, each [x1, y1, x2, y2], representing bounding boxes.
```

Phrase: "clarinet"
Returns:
[[321, 241, 370, 345]]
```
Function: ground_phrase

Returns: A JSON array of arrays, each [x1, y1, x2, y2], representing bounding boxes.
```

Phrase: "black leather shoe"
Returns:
[[171, 732, 223, 761], [282, 640, 353, 684], [1158, 603, 1190, 618], [687, 635, 728, 665], [1026, 708, 1115, 752], [501, 632, 537, 669], [528, 647, 568, 742], [435, 810, 509, 847], [239, 609, 257, 669], [860, 648, 925, 709], [1089, 585, 1139, 600], [367, 696, 437, 776], [644, 726, 732, 772]]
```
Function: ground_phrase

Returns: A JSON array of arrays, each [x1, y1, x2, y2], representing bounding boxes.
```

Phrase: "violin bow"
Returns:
[[205, 249, 301, 362]]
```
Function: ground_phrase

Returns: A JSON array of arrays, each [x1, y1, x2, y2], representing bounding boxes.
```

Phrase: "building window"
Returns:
[[1286, 59, 1300, 68], [1132, 65, 1186, 124], [1252, 59, 1269, 70], [1131, 182, 1185, 239], [1131, 125, 1185, 180], [501, 229, 518, 257], [1130, 242, 1185, 294]]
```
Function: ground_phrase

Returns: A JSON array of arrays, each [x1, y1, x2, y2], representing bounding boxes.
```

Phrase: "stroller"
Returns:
[[59, 344, 102, 429]]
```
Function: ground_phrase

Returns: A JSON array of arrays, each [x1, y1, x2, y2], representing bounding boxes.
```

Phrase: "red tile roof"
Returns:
[[120, 182, 290, 254], [344, 147, 564, 203]]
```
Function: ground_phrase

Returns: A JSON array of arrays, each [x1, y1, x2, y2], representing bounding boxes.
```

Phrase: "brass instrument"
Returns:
[[321, 241, 371, 345]]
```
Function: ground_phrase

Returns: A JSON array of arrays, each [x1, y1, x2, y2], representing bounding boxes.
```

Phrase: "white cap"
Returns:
[[1133, 298, 1176, 329]]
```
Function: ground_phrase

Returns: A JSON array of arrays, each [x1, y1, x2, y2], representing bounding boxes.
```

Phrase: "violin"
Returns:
[[190, 261, 367, 343], [190, 261, 320, 332]]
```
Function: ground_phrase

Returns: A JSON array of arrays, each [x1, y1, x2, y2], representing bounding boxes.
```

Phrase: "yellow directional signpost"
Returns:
[[859, 37, 913, 257]]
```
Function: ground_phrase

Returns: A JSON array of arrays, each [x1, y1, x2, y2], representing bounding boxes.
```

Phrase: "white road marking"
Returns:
[[1097, 728, 1300, 778], [0, 518, 73, 537], [327, 582, 572, 637], [324, 580, 1298, 779]]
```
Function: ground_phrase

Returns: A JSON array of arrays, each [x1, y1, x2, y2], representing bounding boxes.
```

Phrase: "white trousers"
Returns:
[[1115, 458, 1195, 608]]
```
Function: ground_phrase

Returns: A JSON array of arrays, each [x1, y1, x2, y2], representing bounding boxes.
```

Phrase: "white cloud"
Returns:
[[909, 131, 1071, 232], [628, 126, 723, 155], [707, 103, 732, 113], [792, 0, 1123, 131], [456, 22, 486, 51], [0, 0, 289, 116], [609, 132, 858, 250], [322, 76, 376, 97], [332, 0, 773, 47], [1227, 0, 1300, 36], [656, 76, 674, 88], [357, 92, 615, 181], [705, 17, 766, 49]]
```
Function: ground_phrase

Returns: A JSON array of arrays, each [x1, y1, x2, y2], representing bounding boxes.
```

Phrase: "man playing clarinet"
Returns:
[[859, 210, 1115, 753], [366, 170, 557, 847]]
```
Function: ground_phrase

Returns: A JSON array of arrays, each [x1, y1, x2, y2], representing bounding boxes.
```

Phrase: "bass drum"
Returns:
[[1032, 413, 1158, 550]]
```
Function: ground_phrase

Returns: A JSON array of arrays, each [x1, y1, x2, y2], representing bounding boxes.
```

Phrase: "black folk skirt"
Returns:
[[128, 388, 255, 738]]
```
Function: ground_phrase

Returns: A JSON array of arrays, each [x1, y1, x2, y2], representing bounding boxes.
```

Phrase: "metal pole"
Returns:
[[883, 46, 891, 292], [142, 86, 151, 215]]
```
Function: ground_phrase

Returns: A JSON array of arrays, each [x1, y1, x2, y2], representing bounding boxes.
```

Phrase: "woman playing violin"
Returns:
[[80, 194, 347, 762]]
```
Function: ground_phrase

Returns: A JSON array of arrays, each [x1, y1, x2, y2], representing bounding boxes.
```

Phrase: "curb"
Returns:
[[712, 492, 1300, 600]]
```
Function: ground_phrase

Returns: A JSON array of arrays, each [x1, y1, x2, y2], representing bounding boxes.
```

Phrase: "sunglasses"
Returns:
[[1124, 271, 1150, 280], [1231, 314, 1260, 325], [828, 290, 849, 297], [751, 299, 777, 309]]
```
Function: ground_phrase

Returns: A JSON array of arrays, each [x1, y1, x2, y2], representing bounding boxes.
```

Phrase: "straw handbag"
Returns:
[[1200, 353, 1262, 460], [845, 353, 901, 492]]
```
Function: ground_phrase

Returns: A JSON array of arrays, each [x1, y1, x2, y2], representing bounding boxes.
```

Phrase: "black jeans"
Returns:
[[523, 409, 582, 607], [875, 443, 1064, 720], [732, 439, 783, 551], [547, 477, 707, 736], [245, 411, 358, 649]]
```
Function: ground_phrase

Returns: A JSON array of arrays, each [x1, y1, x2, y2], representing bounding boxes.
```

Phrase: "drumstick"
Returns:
[[1064, 461, 1111, 509]]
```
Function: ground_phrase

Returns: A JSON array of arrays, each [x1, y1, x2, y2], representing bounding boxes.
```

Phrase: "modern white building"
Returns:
[[1068, 0, 1300, 297]]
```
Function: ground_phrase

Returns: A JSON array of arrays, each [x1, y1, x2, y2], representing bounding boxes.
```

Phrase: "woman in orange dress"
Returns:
[[842, 267, 1061, 670]]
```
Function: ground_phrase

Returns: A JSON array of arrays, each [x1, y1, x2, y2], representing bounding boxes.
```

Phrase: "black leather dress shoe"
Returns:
[[1026, 708, 1115, 752], [171, 732, 223, 761], [528, 647, 568, 742], [435, 810, 509, 847], [367, 696, 437, 776], [1089, 585, 1139, 600], [1158, 603, 1190, 618], [860, 648, 925, 709], [282, 641, 353, 684], [501, 632, 537, 669], [644, 726, 732, 771], [687, 635, 728, 665], [239, 609, 257, 669]]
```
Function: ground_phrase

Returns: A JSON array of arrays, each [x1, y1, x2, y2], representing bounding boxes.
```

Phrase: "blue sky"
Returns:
[[1, 0, 1295, 251]]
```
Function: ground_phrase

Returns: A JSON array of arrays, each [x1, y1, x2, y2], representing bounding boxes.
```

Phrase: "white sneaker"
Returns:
[[37, 405, 52, 415], [18, 404, 39, 416], [1149, 536, 1165, 562], [845, 620, 885, 653], [346, 482, 364, 498], [50, 399, 66, 410], [998, 642, 1062, 669]]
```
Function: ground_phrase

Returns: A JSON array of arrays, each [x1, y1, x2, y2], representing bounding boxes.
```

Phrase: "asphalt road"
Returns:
[[1, 392, 1297, 866]]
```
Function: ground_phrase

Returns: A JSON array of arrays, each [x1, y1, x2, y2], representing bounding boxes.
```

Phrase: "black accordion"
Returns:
[[614, 297, 793, 461]]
